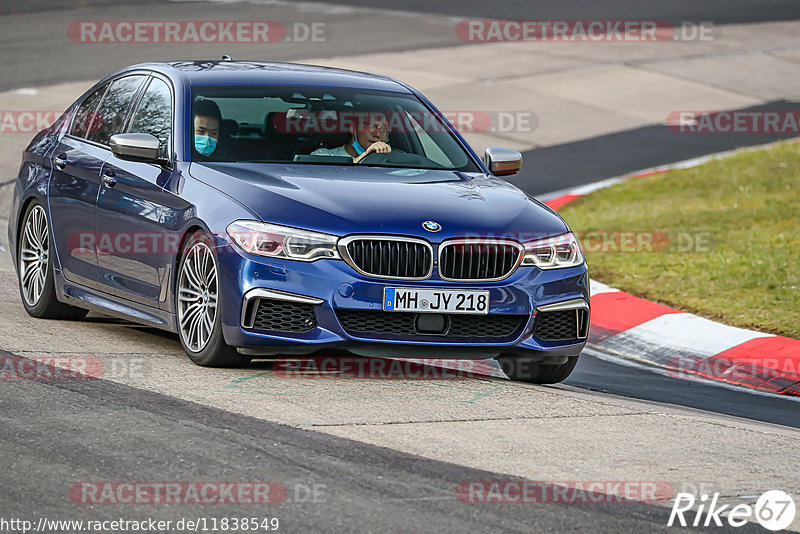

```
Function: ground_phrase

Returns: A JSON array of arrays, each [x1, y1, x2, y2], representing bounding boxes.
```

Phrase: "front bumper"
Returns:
[[217, 243, 590, 359]]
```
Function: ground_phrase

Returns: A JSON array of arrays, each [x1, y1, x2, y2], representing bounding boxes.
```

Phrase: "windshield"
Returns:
[[190, 85, 480, 171]]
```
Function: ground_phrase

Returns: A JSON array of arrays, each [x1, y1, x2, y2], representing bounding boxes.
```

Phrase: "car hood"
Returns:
[[189, 163, 568, 240]]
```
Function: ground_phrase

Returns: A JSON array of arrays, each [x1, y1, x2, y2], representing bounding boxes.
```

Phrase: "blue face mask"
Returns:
[[351, 138, 365, 155], [195, 134, 217, 156]]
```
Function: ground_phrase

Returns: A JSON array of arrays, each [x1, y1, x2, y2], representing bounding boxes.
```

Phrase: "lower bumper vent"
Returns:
[[534, 309, 589, 341], [243, 298, 318, 333]]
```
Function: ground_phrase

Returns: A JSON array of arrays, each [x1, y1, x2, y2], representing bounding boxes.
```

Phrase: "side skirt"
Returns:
[[54, 269, 177, 332]]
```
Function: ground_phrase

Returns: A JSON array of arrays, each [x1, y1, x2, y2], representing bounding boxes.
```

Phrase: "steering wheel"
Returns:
[[354, 150, 432, 166], [354, 151, 392, 165]]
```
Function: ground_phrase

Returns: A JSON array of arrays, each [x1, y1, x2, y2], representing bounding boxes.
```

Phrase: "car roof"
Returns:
[[121, 60, 414, 93]]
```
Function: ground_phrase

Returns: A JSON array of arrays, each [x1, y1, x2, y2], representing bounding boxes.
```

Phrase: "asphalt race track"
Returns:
[[3, 354, 725, 533], [1, 2, 799, 532]]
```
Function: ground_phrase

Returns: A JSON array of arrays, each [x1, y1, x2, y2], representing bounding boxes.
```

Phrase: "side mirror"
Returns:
[[485, 147, 522, 176], [110, 133, 161, 163]]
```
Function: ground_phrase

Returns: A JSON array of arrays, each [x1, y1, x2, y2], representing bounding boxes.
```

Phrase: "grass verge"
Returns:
[[559, 141, 800, 338]]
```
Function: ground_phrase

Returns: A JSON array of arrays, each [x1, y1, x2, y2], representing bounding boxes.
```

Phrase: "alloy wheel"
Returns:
[[19, 204, 49, 307], [177, 240, 218, 352]]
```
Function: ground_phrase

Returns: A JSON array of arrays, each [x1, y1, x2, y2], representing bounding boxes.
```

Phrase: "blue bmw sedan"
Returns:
[[8, 60, 589, 383]]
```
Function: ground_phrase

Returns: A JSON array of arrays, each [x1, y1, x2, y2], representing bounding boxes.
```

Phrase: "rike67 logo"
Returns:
[[669, 490, 796, 531]]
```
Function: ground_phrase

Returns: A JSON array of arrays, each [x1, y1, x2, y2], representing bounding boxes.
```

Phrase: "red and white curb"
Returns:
[[587, 281, 800, 395], [542, 138, 800, 396]]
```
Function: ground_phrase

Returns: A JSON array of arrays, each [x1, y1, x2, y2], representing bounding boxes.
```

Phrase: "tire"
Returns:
[[496, 355, 579, 384], [176, 231, 250, 367], [17, 201, 88, 321]]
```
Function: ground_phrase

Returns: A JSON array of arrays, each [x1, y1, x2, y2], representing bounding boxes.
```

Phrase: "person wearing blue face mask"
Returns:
[[193, 98, 222, 158]]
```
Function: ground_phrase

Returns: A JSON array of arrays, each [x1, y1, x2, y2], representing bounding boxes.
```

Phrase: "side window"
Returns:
[[128, 77, 173, 159], [87, 75, 146, 146], [69, 84, 107, 138]]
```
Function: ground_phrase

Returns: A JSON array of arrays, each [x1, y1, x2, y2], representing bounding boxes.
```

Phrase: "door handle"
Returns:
[[101, 168, 117, 187], [54, 154, 67, 170]]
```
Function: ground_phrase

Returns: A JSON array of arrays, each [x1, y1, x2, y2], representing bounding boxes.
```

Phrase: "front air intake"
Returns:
[[534, 309, 589, 341]]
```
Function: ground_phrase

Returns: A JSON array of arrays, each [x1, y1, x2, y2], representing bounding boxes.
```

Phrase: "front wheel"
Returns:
[[17, 201, 88, 320], [496, 355, 579, 384], [176, 231, 249, 367]]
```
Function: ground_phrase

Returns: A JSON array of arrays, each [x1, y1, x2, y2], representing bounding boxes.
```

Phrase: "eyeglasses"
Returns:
[[367, 122, 390, 135]]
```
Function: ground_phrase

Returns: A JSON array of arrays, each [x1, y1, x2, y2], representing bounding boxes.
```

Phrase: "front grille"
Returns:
[[342, 237, 432, 279], [336, 309, 527, 340], [245, 298, 318, 333], [534, 309, 589, 341], [439, 241, 522, 281]]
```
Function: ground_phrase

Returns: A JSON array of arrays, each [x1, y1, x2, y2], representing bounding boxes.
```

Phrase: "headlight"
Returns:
[[226, 221, 340, 261], [522, 232, 584, 269]]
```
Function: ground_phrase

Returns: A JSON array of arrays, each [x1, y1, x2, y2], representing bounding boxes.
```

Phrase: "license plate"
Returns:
[[383, 288, 489, 314]]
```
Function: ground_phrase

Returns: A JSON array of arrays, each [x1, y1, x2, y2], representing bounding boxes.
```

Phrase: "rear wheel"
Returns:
[[176, 231, 249, 367], [496, 355, 579, 384], [17, 201, 88, 320]]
